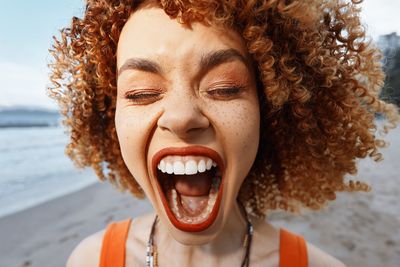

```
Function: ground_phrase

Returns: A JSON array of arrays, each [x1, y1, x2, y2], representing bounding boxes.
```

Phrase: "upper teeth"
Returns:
[[157, 156, 217, 175]]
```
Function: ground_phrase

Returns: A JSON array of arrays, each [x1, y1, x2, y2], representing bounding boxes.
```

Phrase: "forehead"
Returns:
[[117, 7, 249, 70]]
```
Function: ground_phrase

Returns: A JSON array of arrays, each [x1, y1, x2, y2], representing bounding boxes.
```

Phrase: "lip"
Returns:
[[151, 145, 225, 232]]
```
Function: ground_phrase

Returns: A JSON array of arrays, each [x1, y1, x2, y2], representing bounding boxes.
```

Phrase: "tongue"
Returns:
[[180, 195, 209, 214], [173, 172, 212, 196]]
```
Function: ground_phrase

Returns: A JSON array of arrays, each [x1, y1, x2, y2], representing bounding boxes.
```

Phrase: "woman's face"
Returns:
[[116, 7, 260, 244]]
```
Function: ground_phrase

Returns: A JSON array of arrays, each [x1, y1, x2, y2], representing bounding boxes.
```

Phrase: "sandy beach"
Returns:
[[1, 125, 399, 267], [0, 182, 152, 267]]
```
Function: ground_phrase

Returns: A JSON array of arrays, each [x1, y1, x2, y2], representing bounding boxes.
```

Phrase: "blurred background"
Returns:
[[0, 0, 399, 267]]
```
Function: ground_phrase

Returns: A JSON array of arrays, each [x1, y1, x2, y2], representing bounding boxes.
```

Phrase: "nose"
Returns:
[[157, 94, 210, 139]]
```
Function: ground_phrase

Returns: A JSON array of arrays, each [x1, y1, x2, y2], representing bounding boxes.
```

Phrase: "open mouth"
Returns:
[[152, 146, 224, 232]]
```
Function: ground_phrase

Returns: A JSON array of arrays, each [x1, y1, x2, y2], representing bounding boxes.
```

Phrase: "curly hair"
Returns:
[[48, 0, 399, 217]]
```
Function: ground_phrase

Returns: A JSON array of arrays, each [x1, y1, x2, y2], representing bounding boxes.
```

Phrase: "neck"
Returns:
[[155, 201, 248, 261]]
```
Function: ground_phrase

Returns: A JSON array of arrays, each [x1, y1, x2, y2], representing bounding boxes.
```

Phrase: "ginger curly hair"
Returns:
[[48, 0, 399, 217]]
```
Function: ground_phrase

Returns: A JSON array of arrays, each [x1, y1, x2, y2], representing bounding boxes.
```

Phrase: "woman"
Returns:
[[48, 0, 398, 266]]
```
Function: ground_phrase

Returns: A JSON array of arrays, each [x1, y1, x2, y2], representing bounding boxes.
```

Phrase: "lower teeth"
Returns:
[[169, 175, 221, 224]]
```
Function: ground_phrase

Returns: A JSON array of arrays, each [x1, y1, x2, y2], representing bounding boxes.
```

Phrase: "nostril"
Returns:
[[157, 108, 210, 136]]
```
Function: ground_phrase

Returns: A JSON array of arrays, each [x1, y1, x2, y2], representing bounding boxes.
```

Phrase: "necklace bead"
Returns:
[[146, 204, 253, 267]]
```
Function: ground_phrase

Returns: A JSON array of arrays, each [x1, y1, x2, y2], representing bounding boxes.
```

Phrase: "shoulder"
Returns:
[[66, 214, 153, 267], [307, 241, 346, 267], [66, 229, 106, 267]]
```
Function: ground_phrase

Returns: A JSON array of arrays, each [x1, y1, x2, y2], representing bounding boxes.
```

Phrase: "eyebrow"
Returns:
[[117, 48, 249, 77], [199, 48, 249, 73], [118, 58, 162, 76]]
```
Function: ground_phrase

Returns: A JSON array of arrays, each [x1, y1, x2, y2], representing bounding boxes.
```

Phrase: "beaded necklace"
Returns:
[[146, 207, 253, 267]]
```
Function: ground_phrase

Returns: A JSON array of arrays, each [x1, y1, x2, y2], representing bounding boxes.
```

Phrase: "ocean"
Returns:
[[0, 109, 97, 218]]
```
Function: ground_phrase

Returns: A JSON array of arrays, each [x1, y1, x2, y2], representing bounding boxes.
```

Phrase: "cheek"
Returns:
[[232, 105, 260, 148], [207, 100, 260, 203], [210, 100, 260, 166], [116, 110, 140, 150], [228, 102, 259, 142], [229, 105, 260, 173], [115, 107, 153, 180]]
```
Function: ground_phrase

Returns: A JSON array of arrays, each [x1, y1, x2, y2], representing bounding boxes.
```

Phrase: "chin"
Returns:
[[161, 208, 225, 245], [150, 146, 227, 235]]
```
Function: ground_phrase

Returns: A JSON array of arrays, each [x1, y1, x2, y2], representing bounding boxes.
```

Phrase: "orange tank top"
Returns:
[[100, 219, 308, 267]]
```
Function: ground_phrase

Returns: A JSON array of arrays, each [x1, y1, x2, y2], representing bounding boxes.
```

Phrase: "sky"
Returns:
[[0, 0, 400, 110]]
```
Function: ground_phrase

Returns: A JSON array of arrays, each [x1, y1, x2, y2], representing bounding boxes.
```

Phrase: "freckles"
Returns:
[[205, 101, 259, 144], [230, 105, 259, 147]]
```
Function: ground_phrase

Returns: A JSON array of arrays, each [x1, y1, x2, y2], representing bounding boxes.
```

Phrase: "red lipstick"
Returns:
[[152, 145, 224, 232]]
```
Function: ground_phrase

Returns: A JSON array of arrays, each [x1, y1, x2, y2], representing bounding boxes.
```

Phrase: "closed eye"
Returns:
[[125, 90, 163, 105], [207, 86, 244, 99]]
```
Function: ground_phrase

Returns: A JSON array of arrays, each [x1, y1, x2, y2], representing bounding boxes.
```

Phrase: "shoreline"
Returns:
[[0, 179, 97, 219]]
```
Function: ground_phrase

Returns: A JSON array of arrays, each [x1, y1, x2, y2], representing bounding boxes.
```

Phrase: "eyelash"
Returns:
[[124, 86, 244, 104], [124, 90, 162, 104], [206, 86, 244, 100]]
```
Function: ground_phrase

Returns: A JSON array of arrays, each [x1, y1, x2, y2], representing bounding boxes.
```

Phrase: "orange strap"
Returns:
[[279, 228, 308, 267], [99, 220, 305, 267], [100, 218, 132, 267]]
